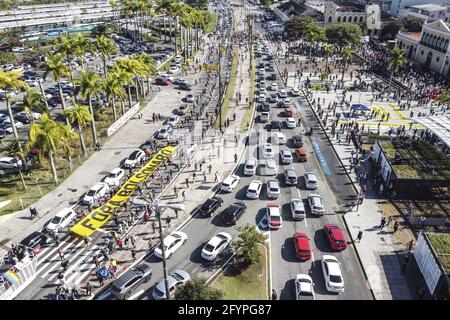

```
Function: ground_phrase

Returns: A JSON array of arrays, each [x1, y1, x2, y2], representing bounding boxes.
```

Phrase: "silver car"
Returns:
[[152, 270, 190, 300], [267, 179, 280, 199]]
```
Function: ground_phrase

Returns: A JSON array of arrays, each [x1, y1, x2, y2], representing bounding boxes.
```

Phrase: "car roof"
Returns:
[[324, 258, 342, 276], [55, 207, 74, 217], [326, 224, 345, 241], [305, 172, 317, 180], [268, 179, 279, 186], [91, 183, 106, 190], [246, 158, 257, 165], [249, 180, 262, 188], [0, 156, 14, 161], [110, 167, 123, 174], [294, 233, 310, 249]]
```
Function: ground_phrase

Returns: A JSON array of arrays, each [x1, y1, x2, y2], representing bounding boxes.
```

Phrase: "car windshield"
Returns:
[[51, 216, 62, 224], [108, 172, 117, 178], [129, 151, 139, 160], [204, 244, 215, 252], [87, 190, 96, 196], [171, 273, 184, 281], [270, 215, 281, 221], [299, 290, 313, 296], [246, 164, 254, 169], [330, 275, 342, 283]]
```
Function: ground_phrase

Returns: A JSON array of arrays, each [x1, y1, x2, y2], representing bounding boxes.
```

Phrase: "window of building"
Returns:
[[328, 16, 332, 22], [437, 57, 440, 62], [360, 16, 363, 22], [343, 16, 346, 22], [337, 16, 341, 22], [421, 50, 424, 55]]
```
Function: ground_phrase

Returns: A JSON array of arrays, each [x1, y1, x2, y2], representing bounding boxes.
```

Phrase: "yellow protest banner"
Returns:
[[71, 146, 176, 237]]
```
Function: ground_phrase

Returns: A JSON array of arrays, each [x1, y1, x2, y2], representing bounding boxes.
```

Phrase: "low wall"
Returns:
[[106, 102, 140, 137]]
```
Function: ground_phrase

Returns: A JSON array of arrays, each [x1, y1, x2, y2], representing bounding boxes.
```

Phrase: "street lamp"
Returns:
[[131, 197, 185, 300]]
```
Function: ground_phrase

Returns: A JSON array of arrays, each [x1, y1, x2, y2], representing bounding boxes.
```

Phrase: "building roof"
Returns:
[[337, 5, 364, 13], [413, 116, 450, 149], [408, 4, 448, 11], [398, 32, 422, 41]]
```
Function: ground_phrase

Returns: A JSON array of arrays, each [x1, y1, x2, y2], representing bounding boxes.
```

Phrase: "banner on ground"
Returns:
[[70, 146, 176, 237]]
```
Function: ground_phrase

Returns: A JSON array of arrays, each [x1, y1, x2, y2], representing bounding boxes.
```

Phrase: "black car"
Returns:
[[19, 231, 49, 252], [14, 114, 31, 124], [284, 168, 298, 185], [259, 102, 270, 112], [199, 196, 224, 217], [271, 120, 281, 131], [222, 201, 247, 225], [178, 82, 192, 91], [267, 73, 276, 81], [110, 263, 152, 299], [292, 134, 303, 147]]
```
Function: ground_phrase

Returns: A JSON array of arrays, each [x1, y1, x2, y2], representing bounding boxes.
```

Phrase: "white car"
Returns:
[[83, 182, 109, 204], [295, 274, 315, 300], [266, 202, 282, 229], [271, 132, 286, 145], [290, 88, 300, 96], [279, 149, 293, 164], [261, 143, 274, 159], [258, 93, 266, 102], [4, 122, 23, 133], [321, 255, 345, 293], [185, 94, 194, 103], [262, 159, 277, 176], [124, 149, 145, 168], [16, 111, 41, 120], [270, 83, 278, 91], [308, 194, 324, 216], [220, 174, 240, 192], [175, 55, 183, 63], [285, 117, 296, 129], [0, 156, 22, 170], [246, 180, 263, 199], [168, 66, 180, 74], [152, 270, 190, 300], [201, 232, 232, 261], [166, 114, 180, 126], [104, 168, 125, 187], [258, 86, 267, 95], [154, 231, 188, 259], [157, 125, 172, 139], [46, 207, 77, 232], [158, 73, 174, 82], [267, 179, 280, 199], [304, 172, 318, 189], [290, 198, 306, 220], [278, 89, 287, 98], [244, 158, 257, 176]]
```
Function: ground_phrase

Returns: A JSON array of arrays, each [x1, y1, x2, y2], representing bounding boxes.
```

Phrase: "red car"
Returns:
[[155, 76, 171, 85], [324, 224, 348, 251], [293, 232, 312, 260], [283, 107, 294, 117]]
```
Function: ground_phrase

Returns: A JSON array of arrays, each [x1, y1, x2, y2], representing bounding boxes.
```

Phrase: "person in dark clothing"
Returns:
[[271, 289, 277, 300], [355, 231, 363, 243], [85, 282, 92, 296], [379, 217, 386, 230]]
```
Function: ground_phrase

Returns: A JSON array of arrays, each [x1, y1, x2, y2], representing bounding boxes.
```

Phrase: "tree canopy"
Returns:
[[174, 278, 224, 300], [325, 23, 362, 50]]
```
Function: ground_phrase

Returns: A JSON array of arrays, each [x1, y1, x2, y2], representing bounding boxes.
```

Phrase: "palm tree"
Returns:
[[54, 35, 76, 85], [137, 53, 157, 96], [387, 47, 407, 93], [104, 71, 127, 121], [341, 46, 352, 81], [324, 44, 333, 72], [22, 89, 48, 124], [113, 57, 144, 106], [26, 114, 75, 185], [2, 139, 27, 190], [95, 35, 118, 77], [71, 33, 95, 70], [76, 70, 104, 147], [43, 54, 70, 123], [65, 102, 92, 158], [0, 70, 29, 144]]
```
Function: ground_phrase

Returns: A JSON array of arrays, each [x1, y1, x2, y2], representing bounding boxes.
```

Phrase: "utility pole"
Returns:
[[155, 205, 171, 300], [218, 46, 223, 132]]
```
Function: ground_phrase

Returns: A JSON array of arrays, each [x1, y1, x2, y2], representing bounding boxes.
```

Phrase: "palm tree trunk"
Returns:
[[6, 98, 20, 142], [135, 80, 140, 101], [341, 60, 346, 82], [87, 97, 98, 146], [147, 76, 150, 95], [127, 85, 133, 108], [58, 82, 69, 125], [163, 15, 167, 42], [103, 57, 107, 77], [120, 99, 125, 115], [48, 149, 59, 185], [111, 95, 117, 122], [78, 125, 87, 158], [38, 79, 49, 110]]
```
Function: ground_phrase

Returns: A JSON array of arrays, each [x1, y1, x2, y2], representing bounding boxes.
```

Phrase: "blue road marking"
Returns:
[[311, 140, 331, 176], [294, 99, 302, 112]]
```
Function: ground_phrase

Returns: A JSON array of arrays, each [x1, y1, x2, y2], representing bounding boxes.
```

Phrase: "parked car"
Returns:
[[199, 196, 224, 217], [282, 107, 294, 117], [154, 231, 188, 259], [270, 83, 278, 91], [284, 168, 298, 186], [222, 201, 247, 225], [285, 117, 296, 129], [261, 143, 274, 159], [262, 159, 277, 176], [271, 120, 281, 131], [266, 202, 282, 229], [304, 172, 318, 189], [220, 174, 240, 192], [152, 270, 190, 300], [290, 198, 306, 219], [155, 76, 171, 85], [260, 111, 269, 123], [308, 194, 324, 216], [324, 224, 348, 251], [157, 125, 172, 139], [267, 179, 280, 199], [123, 149, 145, 168], [278, 89, 287, 98], [293, 232, 312, 260], [184, 93, 194, 103], [244, 158, 257, 176], [0, 156, 22, 170], [295, 274, 315, 300], [46, 207, 77, 233], [295, 147, 307, 162], [290, 88, 300, 96], [178, 82, 192, 91], [201, 232, 232, 261], [104, 168, 125, 187], [83, 182, 109, 204], [246, 180, 263, 199], [259, 102, 270, 112], [321, 255, 345, 293], [291, 134, 303, 147], [271, 131, 286, 144], [19, 231, 49, 254], [279, 149, 293, 164]]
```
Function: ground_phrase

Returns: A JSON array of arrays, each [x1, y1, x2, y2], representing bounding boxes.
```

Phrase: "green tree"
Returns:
[[325, 23, 362, 52], [232, 223, 267, 266], [71, 33, 95, 70], [0, 70, 29, 144], [387, 47, 407, 92], [284, 16, 313, 40], [324, 43, 333, 72], [341, 46, 353, 81], [43, 54, 70, 123], [22, 89, 48, 124], [2, 138, 27, 190], [25, 114, 75, 185], [0, 51, 18, 65], [95, 35, 118, 77], [104, 70, 127, 121], [64, 102, 92, 158], [304, 24, 326, 60], [76, 70, 104, 147], [174, 278, 224, 300]]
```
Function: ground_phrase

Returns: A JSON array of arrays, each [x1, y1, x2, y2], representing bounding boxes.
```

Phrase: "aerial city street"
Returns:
[[0, 0, 449, 301]]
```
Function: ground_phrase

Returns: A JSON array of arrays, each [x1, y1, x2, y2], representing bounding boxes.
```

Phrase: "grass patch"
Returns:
[[426, 232, 450, 273], [241, 54, 256, 132], [205, 12, 217, 34], [215, 47, 239, 129], [309, 83, 326, 91], [211, 245, 268, 300]]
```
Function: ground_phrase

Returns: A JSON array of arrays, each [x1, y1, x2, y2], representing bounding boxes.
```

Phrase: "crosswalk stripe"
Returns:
[[36, 238, 78, 276], [65, 246, 102, 285]]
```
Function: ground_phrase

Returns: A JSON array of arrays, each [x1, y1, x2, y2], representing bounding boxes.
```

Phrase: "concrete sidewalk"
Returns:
[[0, 40, 214, 256]]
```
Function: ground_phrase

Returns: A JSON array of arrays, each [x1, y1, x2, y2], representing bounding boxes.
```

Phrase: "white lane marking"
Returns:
[[36, 239, 78, 277], [127, 289, 144, 300], [311, 252, 315, 267], [65, 246, 102, 284]]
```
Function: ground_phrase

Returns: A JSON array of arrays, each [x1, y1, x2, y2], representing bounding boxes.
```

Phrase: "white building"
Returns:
[[401, 4, 448, 23], [389, 0, 447, 17]]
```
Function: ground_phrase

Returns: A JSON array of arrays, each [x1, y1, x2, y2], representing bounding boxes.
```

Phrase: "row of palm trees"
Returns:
[[0, 32, 156, 185]]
